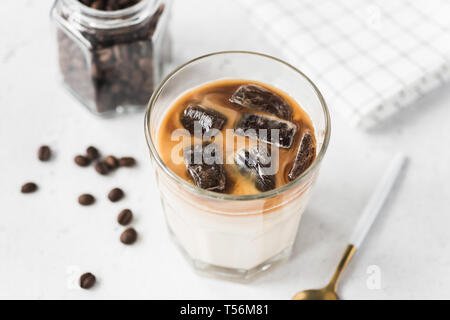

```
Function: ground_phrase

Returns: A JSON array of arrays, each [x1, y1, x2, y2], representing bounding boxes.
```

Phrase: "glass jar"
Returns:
[[51, 0, 171, 116], [145, 52, 331, 279]]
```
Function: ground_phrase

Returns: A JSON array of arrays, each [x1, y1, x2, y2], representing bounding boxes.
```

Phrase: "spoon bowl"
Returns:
[[292, 286, 339, 300], [292, 244, 355, 300]]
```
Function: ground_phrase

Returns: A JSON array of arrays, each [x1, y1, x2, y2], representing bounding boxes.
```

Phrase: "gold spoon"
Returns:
[[293, 154, 406, 300]]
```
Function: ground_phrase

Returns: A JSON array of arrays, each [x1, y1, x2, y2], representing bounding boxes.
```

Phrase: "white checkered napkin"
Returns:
[[240, 0, 450, 128]]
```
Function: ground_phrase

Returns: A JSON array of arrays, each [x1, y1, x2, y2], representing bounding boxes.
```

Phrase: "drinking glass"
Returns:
[[145, 51, 331, 279]]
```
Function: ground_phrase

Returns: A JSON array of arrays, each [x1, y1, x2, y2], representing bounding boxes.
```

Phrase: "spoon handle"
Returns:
[[327, 244, 356, 291], [349, 153, 407, 248]]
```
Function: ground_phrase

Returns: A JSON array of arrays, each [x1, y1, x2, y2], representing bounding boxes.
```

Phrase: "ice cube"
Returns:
[[234, 114, 297, 149], [229, 84, 293, 120], [235, 147, 276, 192], [183, 143, 226, 192], [288, 131, 316, 181], [180, 104, 227, 138]]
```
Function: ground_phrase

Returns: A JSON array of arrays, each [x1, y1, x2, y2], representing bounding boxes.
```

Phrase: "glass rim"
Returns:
[[63, 0, 152, 18], [144, 51, 331, 202], [56, 0, 160, 30]]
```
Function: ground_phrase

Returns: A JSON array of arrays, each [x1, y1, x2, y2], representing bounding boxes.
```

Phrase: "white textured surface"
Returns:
[[1, 0, 450, 299]]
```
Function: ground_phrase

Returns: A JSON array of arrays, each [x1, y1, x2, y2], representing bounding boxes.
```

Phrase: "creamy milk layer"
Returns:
[[157, 168, 316, 270]]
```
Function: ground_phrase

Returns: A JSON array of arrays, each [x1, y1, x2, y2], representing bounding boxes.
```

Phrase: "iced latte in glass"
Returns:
[[145, 52, 330, 279]]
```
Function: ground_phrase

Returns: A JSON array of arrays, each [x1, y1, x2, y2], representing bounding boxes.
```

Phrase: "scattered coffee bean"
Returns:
[[120, 228, 138, 245], [94, 161, 110, 175], [79, 272, 96, 289], [104, 155, 119, 170], [78, 194, 95, 206], [108, 188, 124, 202], [74, 155, 91, 167], [38, 145, 52, 162], [119, 157, 136, 167], [21, 182, 38, 194], [117, 209, 133, 226], [86, 146, 100, 161]]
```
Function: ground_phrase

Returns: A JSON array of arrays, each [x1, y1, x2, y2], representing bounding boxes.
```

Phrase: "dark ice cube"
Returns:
[[183, 143, 226, 192], [288, 131, 316, 181], [234, 114, 297, 149], [180, 104, 227, 138], [235, 147, 276, 192], [229, 84, 293, 120]]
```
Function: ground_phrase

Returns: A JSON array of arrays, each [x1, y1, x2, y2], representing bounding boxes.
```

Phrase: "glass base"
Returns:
[[167, 225, 293, 281]]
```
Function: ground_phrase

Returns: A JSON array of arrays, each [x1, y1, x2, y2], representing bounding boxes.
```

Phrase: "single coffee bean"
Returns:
[[78, 194, 95, 206], [120, 228, 137, 245], [38, 145, 51, 161], [91, 0, 103, 10], [117, 209, 133, 226], [74, 155, 91, 167], [86, 146, 100, 160], [79, 272, 96, 289], [21, 182, 38, 194], [108, 188, 124, 202], [94, 161, 110, 175], [119, 157, 136, 167], [104, 155, 119, 170]]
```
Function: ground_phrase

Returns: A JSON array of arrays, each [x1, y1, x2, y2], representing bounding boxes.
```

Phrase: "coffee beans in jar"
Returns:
[[51, 0, 171, 116]]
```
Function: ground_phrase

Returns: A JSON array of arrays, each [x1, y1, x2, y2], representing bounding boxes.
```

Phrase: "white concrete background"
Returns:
[[0, 0, 449, 299]]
